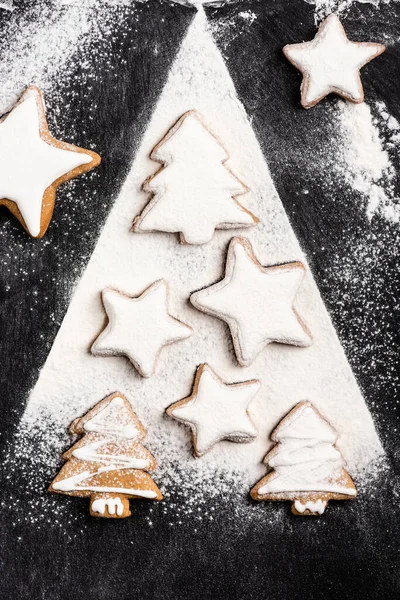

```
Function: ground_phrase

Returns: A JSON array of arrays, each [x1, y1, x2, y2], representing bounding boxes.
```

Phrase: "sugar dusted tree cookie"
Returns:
[[190, 237, 311, 366], [133, 110, 258, 245], [283, 14, 385, 109], [91, 279, 192, 377], [166, 364, 260, 457], [0, 86, 100, 237], [251, 401, 357, 516], [49, 393, 163, 518]]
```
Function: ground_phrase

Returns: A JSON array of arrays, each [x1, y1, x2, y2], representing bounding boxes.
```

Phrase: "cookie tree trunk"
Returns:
[[89, 493, 131, 519]]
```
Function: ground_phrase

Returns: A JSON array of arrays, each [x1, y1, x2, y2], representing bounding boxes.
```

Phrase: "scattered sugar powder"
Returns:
[[304, 0, 394, 23], [335, 100, 400, 223], [0, 1, 153, 115], [2, 9, 387, 530]]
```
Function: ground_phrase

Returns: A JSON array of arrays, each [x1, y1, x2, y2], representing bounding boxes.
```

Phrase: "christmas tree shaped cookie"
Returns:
[[49, 393, 163, 518], [251, 401, 357, 515], [133, 110, 258, 244], [0, 86, 100, 237]]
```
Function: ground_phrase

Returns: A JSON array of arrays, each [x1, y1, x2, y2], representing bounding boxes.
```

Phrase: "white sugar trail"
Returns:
[[20, 10, 383, 499], [0, 1, 143, 114], [305, 0, 394, 23], [336, 101, 400, 223], [0, 5, 91, 114]]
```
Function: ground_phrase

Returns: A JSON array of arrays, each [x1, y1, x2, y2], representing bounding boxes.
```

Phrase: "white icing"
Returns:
[[284, 14, 385, 107], [191, 237, 311, 366], [91, 497, 124, 516], [82, 396, 141, 439], [52, 466, 157, 498], [134, 111, 257, 244], [91, 280, 192, 378], [294, 499, 327, 514], [168, 364, 259, 456], [0, 92, 92, 236], [257, 403, 356, 497], [52, 470, 157, 499], [71, 439, 149, 469]]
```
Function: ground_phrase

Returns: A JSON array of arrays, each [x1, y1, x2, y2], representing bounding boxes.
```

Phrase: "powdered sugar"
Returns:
[[305, 0, 394, 23], [8, 10, 384, 529], [336, 100, 400, 223]]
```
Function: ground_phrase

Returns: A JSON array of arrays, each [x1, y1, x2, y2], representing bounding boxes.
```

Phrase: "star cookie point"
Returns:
[[167, 364, 260, 457], [0, 85, 101, 237], [283, 14, 385, 109]]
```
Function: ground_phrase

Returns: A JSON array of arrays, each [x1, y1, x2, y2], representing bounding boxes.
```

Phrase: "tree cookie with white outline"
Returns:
[[166, 364, 260, 457], [49, 392, 163, 518], [0, 86, 100, 237], [250, 401, 357, 516], [133, 110, 258, 244], [91, 280, 192, 378], [190, 237, 311, 367], [283, 14, 385, 109]]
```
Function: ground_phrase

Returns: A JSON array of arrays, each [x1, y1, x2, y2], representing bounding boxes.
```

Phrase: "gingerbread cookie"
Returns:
[[250, 401, 357, 516], [190, 237, 311, 367], [91, 279, 192, 378], [132, 110, 258, 245], [0, 86, 101, 237], [49, 392, 163, 518], [283, 14, 385, 109], [166, 364, 259, 457]]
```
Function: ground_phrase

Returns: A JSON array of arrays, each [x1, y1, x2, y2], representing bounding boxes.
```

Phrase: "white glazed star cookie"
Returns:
[[283, 14, 385, 108], [91, 280, 192, 377], [166, 364, 260, 457], [133, 110, 258, 244], [190, 237, 311, 367], [0, 86, 100, 237]]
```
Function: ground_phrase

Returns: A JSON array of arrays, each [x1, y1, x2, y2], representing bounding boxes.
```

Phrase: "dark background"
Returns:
[[0, 1, 399, 598]]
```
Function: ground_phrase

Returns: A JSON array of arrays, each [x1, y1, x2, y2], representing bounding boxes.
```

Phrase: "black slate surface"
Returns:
[[0, 1, 399, 599]]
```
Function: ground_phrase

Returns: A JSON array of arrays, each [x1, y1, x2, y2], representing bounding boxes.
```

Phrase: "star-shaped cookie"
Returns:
[[190, 237, 311, 367], [283, 14, 385, 108], [91, 280, 192, 377], [166, 364, 260, 457], [0, 86, 101, 237]]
